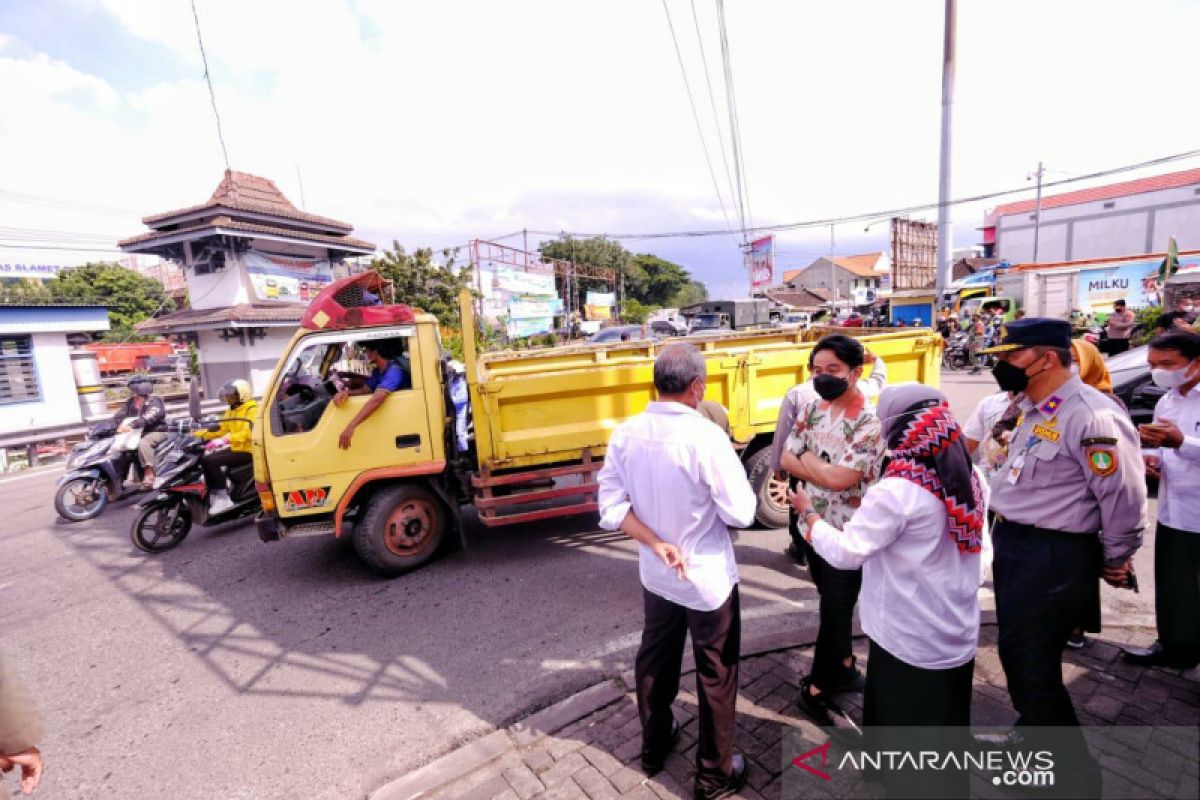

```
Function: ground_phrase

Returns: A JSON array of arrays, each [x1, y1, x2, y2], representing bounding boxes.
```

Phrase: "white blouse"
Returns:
[[809, 472, 992, 670]]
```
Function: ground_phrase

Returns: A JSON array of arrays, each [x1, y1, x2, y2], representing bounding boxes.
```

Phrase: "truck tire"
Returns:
[[353, 483, 446, 577], [745, 447, 789, 529]]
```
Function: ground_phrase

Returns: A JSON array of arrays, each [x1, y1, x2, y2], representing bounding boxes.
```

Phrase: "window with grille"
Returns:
[[0, 335, 40, 404]]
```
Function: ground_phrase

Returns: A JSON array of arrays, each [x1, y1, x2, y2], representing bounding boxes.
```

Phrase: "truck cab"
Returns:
[[252, 282, 463, 575]]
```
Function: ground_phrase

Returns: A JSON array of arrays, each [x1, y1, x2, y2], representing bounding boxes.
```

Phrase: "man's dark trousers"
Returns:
[[802, 539, 862, 691], [636, 585, 740, 793], [1155, 522, 1200, 660], [992, 519, 1102, 793]]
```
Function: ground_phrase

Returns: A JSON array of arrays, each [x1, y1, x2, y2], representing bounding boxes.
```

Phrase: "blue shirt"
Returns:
[[365, 361, 411, 392]]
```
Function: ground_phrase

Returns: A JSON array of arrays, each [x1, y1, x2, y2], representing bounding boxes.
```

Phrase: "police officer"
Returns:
[[981, 318, 1146, 791]]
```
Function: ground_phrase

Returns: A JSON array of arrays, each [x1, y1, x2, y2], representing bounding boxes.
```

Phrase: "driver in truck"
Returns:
[[333, 340, 411, 449]]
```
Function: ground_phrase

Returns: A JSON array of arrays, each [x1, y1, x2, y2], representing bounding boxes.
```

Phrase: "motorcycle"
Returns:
[[130, 417, 260, 553], [941, 331, 972, 371], [54, 420, 182, 522]]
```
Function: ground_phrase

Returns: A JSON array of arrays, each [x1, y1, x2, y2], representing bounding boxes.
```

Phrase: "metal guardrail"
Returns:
[[0, 398, 225, 452]]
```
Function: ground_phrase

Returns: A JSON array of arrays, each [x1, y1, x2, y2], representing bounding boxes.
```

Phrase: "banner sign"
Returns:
[[0, 263, 65, 279], [496, 267, 556, 296], [245, 251, 333, 303], [585, 304, 612, 321], [749, 235, 774, 288], [508, 299, 563, 319], [507, 317, 555, 338], [585, 291, 615, 307], [1075, 255, 1200, 313]]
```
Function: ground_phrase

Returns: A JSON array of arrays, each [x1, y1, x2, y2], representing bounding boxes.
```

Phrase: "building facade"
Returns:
[[119, 171, 375, 395], [784, 252, 891, 303], [984, 167, 1200, 264], [0, 305, 109, 436]]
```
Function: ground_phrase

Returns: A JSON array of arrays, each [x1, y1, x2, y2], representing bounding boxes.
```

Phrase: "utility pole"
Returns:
[[1030, 161, 1045, 262], [829, 223, 839, 309], [935, 0, 956, 295]]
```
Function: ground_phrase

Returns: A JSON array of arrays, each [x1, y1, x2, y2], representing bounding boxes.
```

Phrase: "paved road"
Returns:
[[0, 372, 1154, 799]]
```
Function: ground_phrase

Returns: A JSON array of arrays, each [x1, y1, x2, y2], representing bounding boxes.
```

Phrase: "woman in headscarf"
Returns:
[[789, 383, 989, 798]]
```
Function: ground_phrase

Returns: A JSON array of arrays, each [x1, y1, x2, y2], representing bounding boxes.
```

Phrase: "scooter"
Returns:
[[130, 418, 260, 553], [941, 331, 971, 371], [54, 420, 181, 522]]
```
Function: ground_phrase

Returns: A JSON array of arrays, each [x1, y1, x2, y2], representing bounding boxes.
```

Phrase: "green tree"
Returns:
[[14, 262, 174, 339], [626, 254, 693, 307], [670, 280, 708, 309], [370, 242, 476, 332], [538, 235, 701, 309], [621, 298, 651, 324]]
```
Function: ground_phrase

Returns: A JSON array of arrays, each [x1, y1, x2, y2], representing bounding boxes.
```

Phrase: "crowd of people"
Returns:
[[598, 313, 1200, 799]]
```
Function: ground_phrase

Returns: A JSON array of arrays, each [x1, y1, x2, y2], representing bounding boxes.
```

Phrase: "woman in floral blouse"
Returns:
[[779, 335, 886, 726]]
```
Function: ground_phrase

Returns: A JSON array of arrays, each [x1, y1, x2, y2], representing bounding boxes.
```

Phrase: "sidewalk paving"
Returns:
[[373, 623, 1200, 800]]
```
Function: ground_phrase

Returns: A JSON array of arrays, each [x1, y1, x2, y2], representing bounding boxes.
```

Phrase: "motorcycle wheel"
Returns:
[[54, 477, 110, 522], [131, 500, 193, 553]]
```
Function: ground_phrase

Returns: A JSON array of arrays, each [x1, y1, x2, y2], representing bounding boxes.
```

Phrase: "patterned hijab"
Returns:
[[877, 384, 984, 553]]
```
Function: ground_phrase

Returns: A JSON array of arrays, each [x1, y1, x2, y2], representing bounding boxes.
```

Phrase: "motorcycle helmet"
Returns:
[[128, 377, 154, 397], [219, 378, 252, 408]]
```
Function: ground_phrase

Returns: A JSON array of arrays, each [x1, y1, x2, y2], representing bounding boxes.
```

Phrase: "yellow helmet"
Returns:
[[219, 379, 252, 407]]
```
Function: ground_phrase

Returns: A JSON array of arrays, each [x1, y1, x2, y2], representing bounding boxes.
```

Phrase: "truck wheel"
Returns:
[[746, 447, 789, 529], [353, 484, 446, 577]]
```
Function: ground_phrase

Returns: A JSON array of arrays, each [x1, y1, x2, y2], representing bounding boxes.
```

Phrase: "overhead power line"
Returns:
[[661, 0, 733, 233], [524, 147, 1200, 241], [190, 0, 232, 174], [0, 189, 140, 218], [690, 0, 738, 216], [716, 0, 752, 235]]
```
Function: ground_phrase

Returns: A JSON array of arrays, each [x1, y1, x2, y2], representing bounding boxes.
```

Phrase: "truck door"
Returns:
[[262, 326, 434, 518]]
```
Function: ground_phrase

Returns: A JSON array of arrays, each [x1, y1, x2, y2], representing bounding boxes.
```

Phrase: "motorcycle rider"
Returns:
[[113, 376, 168, 490], [196, 379, 258, 514]]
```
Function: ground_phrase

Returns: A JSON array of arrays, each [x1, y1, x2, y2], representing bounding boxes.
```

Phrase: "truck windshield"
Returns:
[[693, 314, 721, 328]]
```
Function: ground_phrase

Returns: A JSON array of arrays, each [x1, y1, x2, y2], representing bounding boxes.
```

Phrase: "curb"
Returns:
[[368, 610, 1157, 800]]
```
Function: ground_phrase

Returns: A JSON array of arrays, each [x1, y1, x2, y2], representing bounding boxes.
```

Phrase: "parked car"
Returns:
[[776, 312, 812, 330], [649, 321, 685, 337], [588, 325, 661, 344], [1108, 345, 1164, 427]]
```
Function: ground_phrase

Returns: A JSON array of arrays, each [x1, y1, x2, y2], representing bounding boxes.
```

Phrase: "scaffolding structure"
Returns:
[[467, 239, 619, 332], [890, 218, 938, 290]]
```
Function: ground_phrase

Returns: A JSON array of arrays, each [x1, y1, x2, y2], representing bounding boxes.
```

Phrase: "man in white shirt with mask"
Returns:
[[1126, 330, 1200, 668], [598, 343, 756, 800]]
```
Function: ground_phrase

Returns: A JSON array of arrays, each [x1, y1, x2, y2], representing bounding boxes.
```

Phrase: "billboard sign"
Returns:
[[245, 251, 333, 303], [1075, 254, 1200, 313], [749, 235, 774, 288]]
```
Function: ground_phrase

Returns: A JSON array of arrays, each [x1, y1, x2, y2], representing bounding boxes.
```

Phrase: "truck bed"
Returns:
[[465, 325, 940, 472]]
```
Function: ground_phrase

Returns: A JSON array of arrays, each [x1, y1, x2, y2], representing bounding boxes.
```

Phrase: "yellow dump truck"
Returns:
[[252, 274, 941, 576]]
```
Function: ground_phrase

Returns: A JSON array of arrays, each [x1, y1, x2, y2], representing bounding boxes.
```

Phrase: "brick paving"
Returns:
[[416, 624, 1200, 800]]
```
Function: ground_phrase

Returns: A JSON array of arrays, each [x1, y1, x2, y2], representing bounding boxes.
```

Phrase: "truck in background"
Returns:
[[85, 341, 175, 374], [994, 249, 1200, 321], [681, 299, 772, 332]]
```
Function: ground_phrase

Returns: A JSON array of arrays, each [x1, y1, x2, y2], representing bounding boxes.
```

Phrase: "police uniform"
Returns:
[[982, 319, 1146, 790]]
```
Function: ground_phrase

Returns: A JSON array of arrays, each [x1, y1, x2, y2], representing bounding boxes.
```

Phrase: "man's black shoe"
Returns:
[[640, 719, 681, 776], [785, 542, 808, 566], [831, 657, 865, 693], [797, 677, 860, 731], [1123, 641, 1200, 669], [693, 752, 748, 800]]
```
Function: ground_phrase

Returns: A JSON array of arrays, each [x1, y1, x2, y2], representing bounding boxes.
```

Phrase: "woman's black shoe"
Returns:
[[640, 719, 681, 776]]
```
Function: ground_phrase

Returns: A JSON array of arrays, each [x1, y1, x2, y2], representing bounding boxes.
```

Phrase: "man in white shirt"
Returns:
[[1126, 331, 1200, 668], [598, 343, 756, 800]]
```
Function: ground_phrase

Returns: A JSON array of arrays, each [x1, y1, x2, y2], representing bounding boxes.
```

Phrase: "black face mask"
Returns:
[[991, 360, 1030, 393], [813, 374, 850, 401]]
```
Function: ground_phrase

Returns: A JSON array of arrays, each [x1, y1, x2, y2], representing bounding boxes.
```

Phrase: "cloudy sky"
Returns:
[[2, 0, 1198, 299]]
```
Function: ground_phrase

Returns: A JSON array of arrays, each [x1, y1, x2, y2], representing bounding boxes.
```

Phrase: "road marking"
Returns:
[[0, 466, 64, 485]]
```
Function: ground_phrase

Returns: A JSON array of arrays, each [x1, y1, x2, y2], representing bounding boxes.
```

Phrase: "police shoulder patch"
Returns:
[[1085, 446, 1119, 477]]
